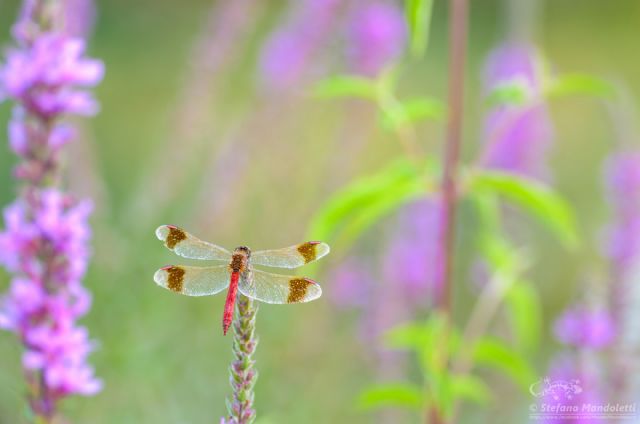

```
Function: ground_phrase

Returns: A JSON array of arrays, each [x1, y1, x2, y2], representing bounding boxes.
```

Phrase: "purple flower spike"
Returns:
[[0, 193, 101, 400], [346, 2, 407, 76], [554, 305, 616, 349], [0, 0, 103, 420], [480, 43, 554, 179]]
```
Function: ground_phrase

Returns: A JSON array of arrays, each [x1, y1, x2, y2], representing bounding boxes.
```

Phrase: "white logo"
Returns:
[[529, 377, 583, 400]]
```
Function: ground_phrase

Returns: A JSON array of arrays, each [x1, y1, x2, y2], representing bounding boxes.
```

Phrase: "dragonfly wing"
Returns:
[[156, 225, 231, 261], [251, 241, 330, 268], [154, 265, 230, 296], [238, 269, 322, 304]]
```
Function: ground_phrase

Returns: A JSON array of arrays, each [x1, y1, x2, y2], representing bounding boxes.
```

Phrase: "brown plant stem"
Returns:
[[438, 0, 468, 316], [431, 0, 468, 422]]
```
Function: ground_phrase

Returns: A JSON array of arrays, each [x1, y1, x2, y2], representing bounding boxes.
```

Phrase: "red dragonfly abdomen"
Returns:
[[222, 271, 240, 335]]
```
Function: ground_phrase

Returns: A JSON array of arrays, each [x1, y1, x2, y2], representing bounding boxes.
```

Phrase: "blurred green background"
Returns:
[[0, 0, 639, 422]]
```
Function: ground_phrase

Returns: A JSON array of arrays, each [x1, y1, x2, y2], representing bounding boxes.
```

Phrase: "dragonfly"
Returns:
[[154, 225, 330, 335]]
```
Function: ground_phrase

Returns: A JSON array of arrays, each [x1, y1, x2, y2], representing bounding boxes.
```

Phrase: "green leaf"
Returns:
[[313, 75, 377, 100], [450, 374, 493, 406], [333, 177, 425, 249], [380, 97, 445, 130], [505, 281, 542, 353], [546, 73, 614, 99], [309, 160, 415, 236], [357, 383, 424, 410], [405, 0, 434, 58], [468, 171, 579, 249], [473, 337, 536, 391], [308, 159, 434, 251], [485, 81, 530, 107]]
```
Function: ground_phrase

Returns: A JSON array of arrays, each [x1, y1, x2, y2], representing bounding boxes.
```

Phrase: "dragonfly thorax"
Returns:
[[229, 246, 251, 273]]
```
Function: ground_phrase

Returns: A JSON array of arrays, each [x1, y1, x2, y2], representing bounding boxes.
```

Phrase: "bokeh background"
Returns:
[[1, 0, 639, 422]]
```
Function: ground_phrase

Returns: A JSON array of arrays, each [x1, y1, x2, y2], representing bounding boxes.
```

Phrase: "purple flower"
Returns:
[[484, 43, 541, 90], [259, 29, 312, 90], [329, 258, 373, 309], [1, 34, 103, 117], [602, 151, 640, 276], [480, 43, 554, 179], [553, 305, 616, 349], [382, 199, 443, 306], [258, 0, 340, 89], [537, 356, 604, 424], [345, 2, 406, 76], [0, 191, 92, 278]]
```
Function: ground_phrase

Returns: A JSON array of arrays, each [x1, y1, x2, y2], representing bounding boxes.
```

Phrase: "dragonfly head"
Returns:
[[233, 246, 251, 257]]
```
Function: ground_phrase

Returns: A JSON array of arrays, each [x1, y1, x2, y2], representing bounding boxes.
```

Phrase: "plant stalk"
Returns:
[[224, 292, 258, 424], [437, 0, 468, 316], [431, 0, 468, 422]]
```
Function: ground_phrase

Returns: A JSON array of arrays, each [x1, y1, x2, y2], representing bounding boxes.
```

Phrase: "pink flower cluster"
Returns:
[[0, 35, 103, 119], [0, 0, 103, 417], [259, 0, 341, 89], [258, 0, 407, 88], [554, 305, 616, 349], [1, 32, 103, 184], [481, 43, 554, 179], [0, 191, 101, 403], [603, 151, 640, 277], [345, 2, 406, 76]]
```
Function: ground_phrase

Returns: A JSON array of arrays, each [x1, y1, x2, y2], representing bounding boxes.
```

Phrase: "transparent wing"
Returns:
[[154, 265, 230, 296], [156, 225, 230, 261], [251, 241, 330, 269], [238, 269, 322, 304]]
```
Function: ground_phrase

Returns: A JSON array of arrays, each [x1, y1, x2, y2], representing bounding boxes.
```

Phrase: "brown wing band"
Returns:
[[297, 242, 319, 264], [166, 266, 185, 292], [287, 278, 313, 303], [166, 226, 187, 249]]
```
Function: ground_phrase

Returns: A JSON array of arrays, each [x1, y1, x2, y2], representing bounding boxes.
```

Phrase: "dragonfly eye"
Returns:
[[233, 246, 251, 258]]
